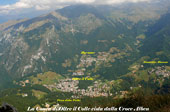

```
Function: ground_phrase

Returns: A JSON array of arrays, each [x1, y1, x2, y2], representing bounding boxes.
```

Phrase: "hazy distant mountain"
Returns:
[[141, 13, 170, 60]]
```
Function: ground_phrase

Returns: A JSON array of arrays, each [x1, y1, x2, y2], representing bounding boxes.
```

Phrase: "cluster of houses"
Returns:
[[43, 78, 112, 98], [76, 51, 113, 69], [148, 66, 170, 78]]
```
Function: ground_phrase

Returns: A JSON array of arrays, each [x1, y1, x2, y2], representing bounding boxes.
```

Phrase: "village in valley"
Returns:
[[43, 78, 112, 98], [14, 50, 170, 109]]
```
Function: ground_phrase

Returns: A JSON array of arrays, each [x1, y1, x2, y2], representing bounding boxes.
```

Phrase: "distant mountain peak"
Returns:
[[56, 5, 104, 19]]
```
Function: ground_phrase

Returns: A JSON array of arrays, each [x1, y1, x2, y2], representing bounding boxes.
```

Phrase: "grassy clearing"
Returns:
[[30, 71, 63, 85], [32, 89, 47, 100]]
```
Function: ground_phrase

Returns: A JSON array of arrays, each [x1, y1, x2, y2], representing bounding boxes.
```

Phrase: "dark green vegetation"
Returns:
[[116, 91, 170, 112], [0, 1, 170, 112]]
